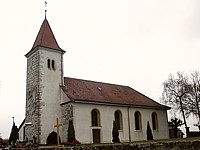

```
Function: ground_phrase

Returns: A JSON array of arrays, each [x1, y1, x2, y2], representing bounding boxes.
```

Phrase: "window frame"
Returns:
[[91, 109, 101, 127], [114, 110, 123, 130], [47, 59, 51, 69], [152, 112, 159, 131], [134, 111, 142, 130], [52, 60, 55, 70]]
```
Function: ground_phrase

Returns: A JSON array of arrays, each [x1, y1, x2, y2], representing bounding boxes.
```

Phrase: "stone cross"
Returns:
[[54, 118, 62, 146]]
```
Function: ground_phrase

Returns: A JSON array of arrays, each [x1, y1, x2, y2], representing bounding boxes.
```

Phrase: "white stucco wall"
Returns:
[[39, 48, 63, 144], [72, 103, 169, 144], [129, 108, 169, 141]]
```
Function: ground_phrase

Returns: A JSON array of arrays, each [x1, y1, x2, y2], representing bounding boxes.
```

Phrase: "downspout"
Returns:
[[127, 105, 131, 142]]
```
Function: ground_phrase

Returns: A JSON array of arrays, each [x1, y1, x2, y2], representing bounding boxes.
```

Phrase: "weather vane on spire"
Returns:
[[45, 1, 47, 18]]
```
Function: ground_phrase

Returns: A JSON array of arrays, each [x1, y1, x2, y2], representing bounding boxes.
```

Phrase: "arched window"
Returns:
[[152, 112, 158, 130], [135, 111, 142, 130], [114, 110, 123, 130], [52, 60, 55, 70], [91, 109, 100, 126], [47, 59, 51, 69]]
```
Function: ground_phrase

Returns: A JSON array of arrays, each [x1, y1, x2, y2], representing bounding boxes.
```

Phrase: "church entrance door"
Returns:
[[47, 131, 61, 145], [92, 129, 100, 143]]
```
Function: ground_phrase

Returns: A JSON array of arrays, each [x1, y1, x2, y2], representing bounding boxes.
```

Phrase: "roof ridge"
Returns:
[[39, 18, 46, 47], [64, 77, 127, 87]]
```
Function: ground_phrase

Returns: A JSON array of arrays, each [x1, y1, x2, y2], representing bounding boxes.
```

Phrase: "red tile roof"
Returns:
[[32, 18, 63, 51], [25, 18, 65, 57], [63, 77, 169, 109]]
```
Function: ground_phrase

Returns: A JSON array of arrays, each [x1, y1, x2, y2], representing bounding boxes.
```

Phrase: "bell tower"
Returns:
[[25, 18, 65, 144]]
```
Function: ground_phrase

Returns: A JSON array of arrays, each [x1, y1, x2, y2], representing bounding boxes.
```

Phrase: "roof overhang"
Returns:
[[25, 46, 65, 58], [60, 99, 171, 110]]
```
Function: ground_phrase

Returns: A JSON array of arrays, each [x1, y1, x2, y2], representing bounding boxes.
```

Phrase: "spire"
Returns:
[[31, 18, 63, 51], [45, 1, 47, 19]]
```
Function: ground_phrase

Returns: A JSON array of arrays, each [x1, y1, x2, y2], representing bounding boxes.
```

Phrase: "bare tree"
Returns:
[[162, 72, 191, 137], [187, 71, 200, 130]]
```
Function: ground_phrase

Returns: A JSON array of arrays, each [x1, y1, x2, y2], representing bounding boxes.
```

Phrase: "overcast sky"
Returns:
[[0, 0, 200, 139]]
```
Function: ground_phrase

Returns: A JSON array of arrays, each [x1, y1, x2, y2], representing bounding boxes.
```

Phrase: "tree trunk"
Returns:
[[179, 96, 188, 137]]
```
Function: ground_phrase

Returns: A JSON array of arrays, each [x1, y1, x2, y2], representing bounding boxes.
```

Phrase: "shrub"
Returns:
[[112, 120, 120, 143], [67, 120, 75, 142], [147, 121, 154, 140]]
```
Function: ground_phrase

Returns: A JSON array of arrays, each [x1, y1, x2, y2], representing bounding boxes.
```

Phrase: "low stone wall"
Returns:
[[10, 139, 200, 150], [64, 140, 200, 150]]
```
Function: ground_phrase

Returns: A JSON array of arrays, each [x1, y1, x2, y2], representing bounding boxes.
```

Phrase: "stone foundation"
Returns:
[[10, 139, 200, 150]]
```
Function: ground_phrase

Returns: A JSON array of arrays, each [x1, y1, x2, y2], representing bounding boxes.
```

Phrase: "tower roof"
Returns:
[[25, 18, 65, 57], [32, 18, 63, 51]]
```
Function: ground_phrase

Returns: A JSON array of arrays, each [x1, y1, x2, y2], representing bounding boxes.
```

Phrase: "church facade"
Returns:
[[19, 17, 170, 144]]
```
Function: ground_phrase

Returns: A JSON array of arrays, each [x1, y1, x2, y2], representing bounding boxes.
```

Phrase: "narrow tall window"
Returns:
[[152, 112, 158, 130], [52, 60, 55, 70], [91, 109, 100, 126], [47, 59, 51, 69], [115, 110, 123, 130], [135, 111, 142, 130]]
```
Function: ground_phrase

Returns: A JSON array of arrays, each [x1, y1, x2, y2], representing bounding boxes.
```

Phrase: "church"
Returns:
[[19, 16, 170, 144]]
